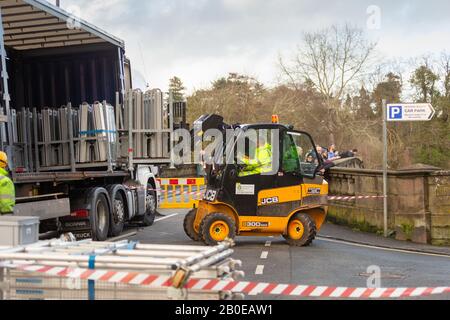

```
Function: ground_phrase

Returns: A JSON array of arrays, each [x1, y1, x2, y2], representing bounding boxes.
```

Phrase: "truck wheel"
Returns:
[[91, 193, 110, 241], [142, 190, 157, 227], [184, 209, 200, 241], [200, 213, 236, 246], [109, 191, 126, 237], [283, 213, 317, 247]]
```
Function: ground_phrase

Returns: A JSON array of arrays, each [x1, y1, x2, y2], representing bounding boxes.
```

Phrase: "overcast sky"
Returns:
[[56, 0, 450, 92]]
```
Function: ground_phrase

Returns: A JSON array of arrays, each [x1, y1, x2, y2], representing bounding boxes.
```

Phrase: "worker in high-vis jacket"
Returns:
[[239, 138, 273, 177], [0, 152, 15, 215]]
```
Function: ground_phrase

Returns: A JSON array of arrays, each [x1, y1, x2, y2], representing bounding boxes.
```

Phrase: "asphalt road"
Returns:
[[128, 209, 450, 300]]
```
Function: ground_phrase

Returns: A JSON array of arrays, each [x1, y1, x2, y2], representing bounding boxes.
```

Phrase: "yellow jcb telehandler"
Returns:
[[184, 115, 328, 246]]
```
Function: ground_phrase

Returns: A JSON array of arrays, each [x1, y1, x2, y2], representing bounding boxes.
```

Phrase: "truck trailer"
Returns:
[[0, 0, 174, 240]]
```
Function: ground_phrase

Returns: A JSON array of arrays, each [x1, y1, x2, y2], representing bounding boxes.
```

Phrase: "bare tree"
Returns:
[[280, 24, 377, 143], [440, 52, 450, 98]]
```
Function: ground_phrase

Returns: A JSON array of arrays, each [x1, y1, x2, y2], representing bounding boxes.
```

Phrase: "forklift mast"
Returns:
[[193, 114, 235, 136]]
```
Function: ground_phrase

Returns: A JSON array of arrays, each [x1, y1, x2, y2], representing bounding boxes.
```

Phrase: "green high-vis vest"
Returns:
[[239, 144, 273, 177], [0, 167, 15, 214]]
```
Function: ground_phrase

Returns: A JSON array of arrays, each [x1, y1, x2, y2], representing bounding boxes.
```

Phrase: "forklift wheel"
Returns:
[[200, 213, 236, 246], [184, 209, 200, 241], [283, 213, 317, 247]]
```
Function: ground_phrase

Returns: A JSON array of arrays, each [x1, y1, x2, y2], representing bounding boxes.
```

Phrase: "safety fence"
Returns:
[[0, 239, 243, 301], [155, 177, 385, 209], [157, 178, 205, 209], [4, 263, 449, 300]]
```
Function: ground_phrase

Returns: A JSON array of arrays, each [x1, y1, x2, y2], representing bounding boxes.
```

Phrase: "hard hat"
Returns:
[[0, 151, 8, 168]]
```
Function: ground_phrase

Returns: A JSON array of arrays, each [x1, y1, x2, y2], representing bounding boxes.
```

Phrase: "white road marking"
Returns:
[[155, 213, 180, 222], [255, 265, 265, 275], [110, 231, 137, 242], [260, 251, 269, 260], [265, 241, 272, 247], [317, 237, 450, 259]]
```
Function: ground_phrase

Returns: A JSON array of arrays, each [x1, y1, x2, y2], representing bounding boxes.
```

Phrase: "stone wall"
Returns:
[[328, 167, 450, 246], [428, 173, 450, 245]]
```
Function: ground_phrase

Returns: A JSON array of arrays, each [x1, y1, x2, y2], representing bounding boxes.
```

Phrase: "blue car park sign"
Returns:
[[387, 103, 435, 122]]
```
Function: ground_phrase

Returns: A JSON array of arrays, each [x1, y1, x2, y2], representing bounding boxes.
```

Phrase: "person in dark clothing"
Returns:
[[340, 149, 359, 159]]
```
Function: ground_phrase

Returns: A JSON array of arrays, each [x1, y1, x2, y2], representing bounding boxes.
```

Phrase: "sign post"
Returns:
[[382, 102, 435, 237], [382, 100, 388, 237]]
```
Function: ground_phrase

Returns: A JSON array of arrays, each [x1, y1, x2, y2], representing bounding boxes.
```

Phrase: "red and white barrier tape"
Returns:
[[152, 189, 383, 202], [11, 264, 450, 299], [149, 188, 205, 197], [328, 195, 384, 201], [157, 178, 203, 186]]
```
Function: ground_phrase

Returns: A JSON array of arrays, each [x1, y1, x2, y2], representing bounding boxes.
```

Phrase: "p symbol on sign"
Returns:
[[389, 106, 403, 120]]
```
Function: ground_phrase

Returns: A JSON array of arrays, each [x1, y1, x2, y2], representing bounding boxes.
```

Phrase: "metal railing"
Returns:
[[0, 239, 244, 300]]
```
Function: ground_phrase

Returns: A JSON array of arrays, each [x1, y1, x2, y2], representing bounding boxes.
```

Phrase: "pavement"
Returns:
[[126, 209, 450, 300], [319, 223, 450, 256]]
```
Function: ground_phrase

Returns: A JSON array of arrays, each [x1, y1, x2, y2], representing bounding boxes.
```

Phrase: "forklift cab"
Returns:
[[205, 124, 322, 216]]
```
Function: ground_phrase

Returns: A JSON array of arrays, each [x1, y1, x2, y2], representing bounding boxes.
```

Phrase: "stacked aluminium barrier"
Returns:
[[119, 89, 170, 162], [0, 239, 244, 300], [3, 88, 172, 173]]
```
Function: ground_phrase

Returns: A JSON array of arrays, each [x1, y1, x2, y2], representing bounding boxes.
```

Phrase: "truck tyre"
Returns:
[[90, 192, 111, 241], [200, 213, 236, 246], [184, 209, 200, 241], [142, 190, 157, 227], [109, 189, 126, 237], [283, 213, 317, 247]]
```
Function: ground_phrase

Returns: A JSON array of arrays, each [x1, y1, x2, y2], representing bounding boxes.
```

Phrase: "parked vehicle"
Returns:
[[0, 1, 173, 240]]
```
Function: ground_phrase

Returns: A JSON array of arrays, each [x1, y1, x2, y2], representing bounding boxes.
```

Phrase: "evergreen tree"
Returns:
[[169, 76, 186, 102]]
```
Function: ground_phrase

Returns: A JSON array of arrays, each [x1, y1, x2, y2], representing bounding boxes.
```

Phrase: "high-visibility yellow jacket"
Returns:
[[0, 167, 15, 214], [239, 144, 273, 177]]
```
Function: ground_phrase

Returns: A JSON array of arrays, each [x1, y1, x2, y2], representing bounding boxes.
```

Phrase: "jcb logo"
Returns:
[[204, 190, 218, 202], [261, 197, 279, 205]]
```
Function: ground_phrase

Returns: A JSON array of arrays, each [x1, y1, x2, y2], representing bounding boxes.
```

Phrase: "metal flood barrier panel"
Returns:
[[158, 178, 206, 209], [119, 89, 171, 165], [0, 239, 244, 301], [2, 88, 173, 173], [13, 101, 118, 172]]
